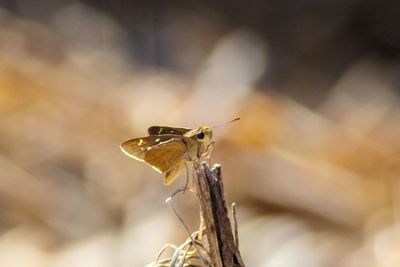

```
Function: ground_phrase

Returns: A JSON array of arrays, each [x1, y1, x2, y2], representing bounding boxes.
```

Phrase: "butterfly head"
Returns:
[[194, 126, 213, 144]]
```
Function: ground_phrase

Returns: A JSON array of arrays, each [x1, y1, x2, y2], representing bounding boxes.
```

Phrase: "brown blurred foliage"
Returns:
[[1, 1, 400, 267]]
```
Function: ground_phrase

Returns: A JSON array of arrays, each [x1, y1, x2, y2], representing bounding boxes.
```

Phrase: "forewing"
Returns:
[[148, 126, 191, 136], [120, 135, 186, 173]]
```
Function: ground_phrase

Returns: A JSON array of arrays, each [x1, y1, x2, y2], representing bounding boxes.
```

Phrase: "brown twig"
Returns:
[[195, 162, 245, 267]]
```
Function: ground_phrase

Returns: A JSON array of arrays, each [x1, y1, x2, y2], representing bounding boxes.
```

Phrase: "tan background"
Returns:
[[1, 1, 400, 266]]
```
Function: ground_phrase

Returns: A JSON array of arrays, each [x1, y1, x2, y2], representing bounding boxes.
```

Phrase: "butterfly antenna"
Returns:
[[211, 117, 240, 129]]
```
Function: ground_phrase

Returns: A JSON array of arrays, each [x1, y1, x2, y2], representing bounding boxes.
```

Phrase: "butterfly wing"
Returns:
[[120, 135, 186, 173], [148, 126, 191, 136], [163, 160, 185, 185]]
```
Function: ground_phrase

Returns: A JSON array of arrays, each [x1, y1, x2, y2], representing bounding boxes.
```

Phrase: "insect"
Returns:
[[120, 118, 239, 185]]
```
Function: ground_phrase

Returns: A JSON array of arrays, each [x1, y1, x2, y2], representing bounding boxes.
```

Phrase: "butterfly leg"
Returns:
[[191, 162, 197, 190], [182, 161, 191, 194], [203, 141, 215, 165], [167, 161, 196, 198]]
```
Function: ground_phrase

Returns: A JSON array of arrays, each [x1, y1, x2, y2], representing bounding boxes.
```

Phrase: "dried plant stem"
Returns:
[[232, 203, 239, 249], [195, 162, 245, 267], [166, 198, 208, 267]]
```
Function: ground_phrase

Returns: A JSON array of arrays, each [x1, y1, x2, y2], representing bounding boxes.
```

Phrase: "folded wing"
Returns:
[[147, 126, 191, 136], [120, 135, 186, 173]]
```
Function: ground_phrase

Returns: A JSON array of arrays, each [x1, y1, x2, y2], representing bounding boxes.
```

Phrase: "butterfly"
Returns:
[[120, 119, 239, 185]]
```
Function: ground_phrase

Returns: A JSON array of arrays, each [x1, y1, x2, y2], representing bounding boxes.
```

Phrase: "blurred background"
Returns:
[[1, 0, 400, 266]]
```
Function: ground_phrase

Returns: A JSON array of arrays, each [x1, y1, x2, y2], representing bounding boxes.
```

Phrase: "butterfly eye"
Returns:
[[196, 131, 205, 140]]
